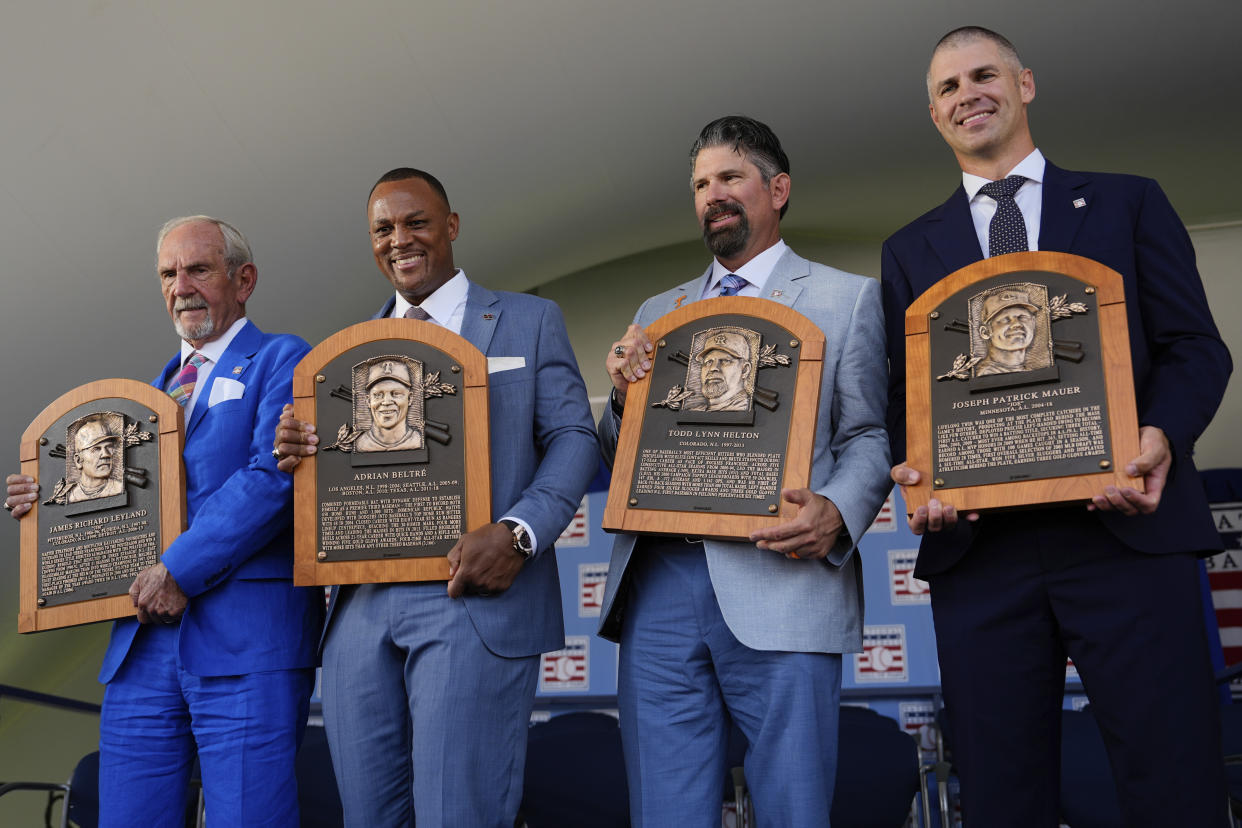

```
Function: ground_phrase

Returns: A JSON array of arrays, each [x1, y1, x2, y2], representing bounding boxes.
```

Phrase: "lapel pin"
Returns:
[[482, 313, 495, 320], [770, 289, 783, 298], [231, 366, 243, 375], [1073, 198, 1086, 209], [674, 295, 688, 309]]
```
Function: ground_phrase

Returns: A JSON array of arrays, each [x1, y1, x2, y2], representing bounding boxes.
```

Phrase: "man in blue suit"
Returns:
[[883, 27, 1232, 825], [7, 216, 323, 826], [602, 117, 891, 826], [273, 169, 598, 826]]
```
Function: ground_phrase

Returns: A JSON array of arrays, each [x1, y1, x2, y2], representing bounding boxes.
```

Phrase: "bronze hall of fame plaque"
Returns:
[[292, 319, 491, 586], [19, 379, 185, 633], [603, 297, 824, 541], [902, 251, 1142, 515]]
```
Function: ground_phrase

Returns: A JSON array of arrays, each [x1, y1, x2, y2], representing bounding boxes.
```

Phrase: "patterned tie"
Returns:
[[717, 274, 748, 297], [168, 352, 208, 408], [979, 175, 1029, 257], [404, 306, 431, 321]]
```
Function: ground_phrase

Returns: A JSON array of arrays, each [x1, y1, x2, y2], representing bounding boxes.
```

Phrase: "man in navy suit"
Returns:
[[7, 216, 323, 826], [883, 27, 1232, 824], [603, 117, 891, 826], [274, 169, 597, 826]]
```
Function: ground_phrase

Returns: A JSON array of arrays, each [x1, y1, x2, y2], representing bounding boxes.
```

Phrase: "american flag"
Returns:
[[889, 548, 930, 605], [578, 563, 608, 617], [556, 497, 590, 547], [866, 492, 897, 535], [1206, 503, 1242, 673], [540, 636, 590, 693], [855, 625, 908, 683]]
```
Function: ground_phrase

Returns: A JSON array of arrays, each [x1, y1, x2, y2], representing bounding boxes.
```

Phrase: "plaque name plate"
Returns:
[[902, 251, 1142, 515], [602, 297, 824, 540], [19, 379, 185, 633], [292, 319, 491, 586]]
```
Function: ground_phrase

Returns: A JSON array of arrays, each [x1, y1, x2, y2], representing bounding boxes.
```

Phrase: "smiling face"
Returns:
[[368, 379, 411, 431], [369, 178, 459, 305], [691, 145, 788, 271], [982, 306, 1036, 352], [927, 37, 1036, 176], [158, 221, 254, 348]]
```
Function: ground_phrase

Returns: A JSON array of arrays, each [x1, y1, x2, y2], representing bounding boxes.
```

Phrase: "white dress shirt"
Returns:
[[699, 240, 790, 299], [175, 316, 248, 419], [962, 149, 1045, 258]]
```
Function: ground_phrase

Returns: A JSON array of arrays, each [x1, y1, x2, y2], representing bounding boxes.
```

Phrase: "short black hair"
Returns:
[[690, 116, 791, 218], [368, 168, 452, 210]]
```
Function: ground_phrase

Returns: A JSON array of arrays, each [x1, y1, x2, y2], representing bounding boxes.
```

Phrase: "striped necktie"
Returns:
[[169, 352, 208, 407], [404, 306, 431, 321]]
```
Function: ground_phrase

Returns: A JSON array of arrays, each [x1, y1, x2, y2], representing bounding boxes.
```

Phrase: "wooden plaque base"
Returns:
[[292, 319, 490, 586], [19, 379, 185, 633], [903, 251, 1142, 515]]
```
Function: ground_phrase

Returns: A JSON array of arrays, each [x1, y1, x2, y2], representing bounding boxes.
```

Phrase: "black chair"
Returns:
[[519, 711, 629, 828]]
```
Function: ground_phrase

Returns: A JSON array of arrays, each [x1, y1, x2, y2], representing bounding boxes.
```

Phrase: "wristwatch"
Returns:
[[499, 519, 534, 560]]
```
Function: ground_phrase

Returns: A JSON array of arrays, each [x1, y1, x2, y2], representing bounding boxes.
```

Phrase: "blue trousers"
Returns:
[[618, 540, 842, 828], [931, 507, 1228, 827], [321, 583, 538, 827], [98, 622, 314, 828]]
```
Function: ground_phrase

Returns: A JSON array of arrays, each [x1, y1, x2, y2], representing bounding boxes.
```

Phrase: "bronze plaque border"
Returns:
[[292, 319, 491, 586], [19, 379, 185, 633], [602, 297, 825, 540], [902, 251, 1142, 515]]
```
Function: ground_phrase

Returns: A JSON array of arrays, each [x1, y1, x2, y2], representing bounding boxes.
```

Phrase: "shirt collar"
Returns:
[[707, 239, 789, 294], [392, 269, 468, 323], [962, 148, 1046, 201], [180, 316, 248, 365]]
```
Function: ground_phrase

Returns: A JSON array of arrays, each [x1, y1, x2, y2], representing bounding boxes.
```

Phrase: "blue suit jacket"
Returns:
[[597, 249, 892, 654], [881, 162, 1232, 576], [100, 321, 324, 682], [319, 282, 598, 658]]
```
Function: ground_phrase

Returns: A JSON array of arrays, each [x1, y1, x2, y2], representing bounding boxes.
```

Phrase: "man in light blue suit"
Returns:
[[7, 216, 323, 826], [274, 169, 598, 826], [601, 117, 891, 826]]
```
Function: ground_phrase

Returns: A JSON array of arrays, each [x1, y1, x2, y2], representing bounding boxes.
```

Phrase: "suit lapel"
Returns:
[[185, 321, 260, 438], [459, 282, 500, 355], [760, 249, 808, 309], [924, 186, 984, 279], [1037, 162, 1091, 252]]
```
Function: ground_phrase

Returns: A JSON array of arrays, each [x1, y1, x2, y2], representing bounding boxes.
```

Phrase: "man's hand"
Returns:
[[446, 523, 525, 599], [273, 403, 318, 473], [1089, 425, 1169, 516], [129, 562, 188, 625], [749, 488, 843, 560], [606, 324, 655, 406], [5, 474, 39, 520], [891, 462, 978, 535]]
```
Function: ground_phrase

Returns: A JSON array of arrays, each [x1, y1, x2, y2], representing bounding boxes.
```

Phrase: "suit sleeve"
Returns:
[[160, 339, 308, 597], [816, 277, 893, 564], [1129, 179, 1232, 459], [504, 302, 599, 554]]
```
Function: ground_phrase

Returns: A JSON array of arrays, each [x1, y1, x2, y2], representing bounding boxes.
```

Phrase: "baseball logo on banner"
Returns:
[[866, 491, 897, 534], [540, 635, 590, 693], [856, 625, 908, 683], [888, 548, 930, 605], [898, 700, 938, 761], [556, 496, 590, 548], [578, 563, 608, 618], [1065, 658, 1078, 681]]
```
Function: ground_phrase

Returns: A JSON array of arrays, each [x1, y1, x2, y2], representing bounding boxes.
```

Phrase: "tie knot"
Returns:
[[404, 306, 431, 321], [718, 274, 747, 297], [980, 175, 1026, 200], [186, 351, 207, 369]]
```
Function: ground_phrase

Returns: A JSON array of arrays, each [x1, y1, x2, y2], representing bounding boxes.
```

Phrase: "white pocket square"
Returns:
[[208, 377, 246, 406], [487, 357, 526, 373]]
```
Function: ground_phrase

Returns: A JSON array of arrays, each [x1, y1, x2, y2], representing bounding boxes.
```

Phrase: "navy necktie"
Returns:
[[979, 175, 1029, 257]]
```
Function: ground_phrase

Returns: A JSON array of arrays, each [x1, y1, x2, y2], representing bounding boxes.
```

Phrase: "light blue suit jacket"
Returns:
[[598, 249, 891, 654], [319, 282, 599, 658], [100, 320, 324, 682]]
